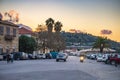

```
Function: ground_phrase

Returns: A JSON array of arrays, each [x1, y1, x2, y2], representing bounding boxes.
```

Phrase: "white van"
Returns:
[[37, 53, 46, 59]]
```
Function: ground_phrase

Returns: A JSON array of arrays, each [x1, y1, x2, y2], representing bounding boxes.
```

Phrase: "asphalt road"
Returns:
[[0, 56, 120, 80]]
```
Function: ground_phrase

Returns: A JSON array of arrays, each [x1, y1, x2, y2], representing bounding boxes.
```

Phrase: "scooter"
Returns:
[[80, 56, 84, 62]]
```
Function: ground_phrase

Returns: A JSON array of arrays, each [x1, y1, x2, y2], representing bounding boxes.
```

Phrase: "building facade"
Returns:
[[0, 20, 19, 54]]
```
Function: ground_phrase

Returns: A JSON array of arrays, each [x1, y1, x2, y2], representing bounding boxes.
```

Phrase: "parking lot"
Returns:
[[0, 56, 120, 80]]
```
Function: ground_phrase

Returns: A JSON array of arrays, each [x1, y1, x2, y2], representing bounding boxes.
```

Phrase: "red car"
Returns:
[[109, 54, 120, 67]]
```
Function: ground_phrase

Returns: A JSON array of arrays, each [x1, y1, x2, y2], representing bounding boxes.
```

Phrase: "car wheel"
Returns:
[[105, 60, 109, 64], [56, 59, 59, 62], [111, 61, 116, 65], [64, 59, 66, 62]]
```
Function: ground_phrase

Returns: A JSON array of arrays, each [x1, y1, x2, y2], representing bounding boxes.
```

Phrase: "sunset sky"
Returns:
[[0, 0, 120, 42]]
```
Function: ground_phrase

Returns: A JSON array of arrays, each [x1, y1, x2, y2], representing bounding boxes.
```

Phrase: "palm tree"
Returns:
[[54, 21, 63, 33], [45, 18, 54, 33], [93, 37, 109, 53], [54, 21, 65, 51], [45, 18, 54, 50]]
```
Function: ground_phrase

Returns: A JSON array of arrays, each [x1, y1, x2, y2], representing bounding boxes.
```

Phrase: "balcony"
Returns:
[[4, 35, 14, 41]]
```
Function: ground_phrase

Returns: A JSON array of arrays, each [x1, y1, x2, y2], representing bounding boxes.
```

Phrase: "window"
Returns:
[[13, 28, 16, 37], [118, 55, 120, 58], [6, 27, 10, 35], [0, 26, 4, 35]]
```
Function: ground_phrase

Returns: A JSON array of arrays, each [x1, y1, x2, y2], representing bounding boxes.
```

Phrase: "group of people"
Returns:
[[6, 53, 14, 63]]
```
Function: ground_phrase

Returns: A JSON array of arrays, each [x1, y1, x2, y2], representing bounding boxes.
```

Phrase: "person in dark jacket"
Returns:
[[6, 53, 10, 63], [10, 53, 14, 63]]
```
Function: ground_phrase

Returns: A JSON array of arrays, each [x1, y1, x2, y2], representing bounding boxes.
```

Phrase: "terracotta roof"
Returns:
[[19, 27, 33, 34], [0, 20, 19, 27], [18, 24, 32, 31]]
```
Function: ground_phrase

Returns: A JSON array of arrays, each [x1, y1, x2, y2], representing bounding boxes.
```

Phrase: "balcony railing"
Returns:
[[4, 35, 14, 41]]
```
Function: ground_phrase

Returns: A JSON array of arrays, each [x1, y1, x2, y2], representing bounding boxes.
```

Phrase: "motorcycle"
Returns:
[[80, 55, 84, 62]]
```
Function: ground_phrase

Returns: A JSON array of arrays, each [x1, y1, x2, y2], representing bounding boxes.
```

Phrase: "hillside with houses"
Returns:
[[61, 32, 120, 52]]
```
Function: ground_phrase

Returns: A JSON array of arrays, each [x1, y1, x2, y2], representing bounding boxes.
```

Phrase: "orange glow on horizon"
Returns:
[[1, 0, 120, 42]]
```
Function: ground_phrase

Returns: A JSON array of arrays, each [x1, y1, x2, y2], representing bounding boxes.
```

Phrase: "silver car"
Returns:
[[56, 53, 68, 62], [96, 54, 103, 62]]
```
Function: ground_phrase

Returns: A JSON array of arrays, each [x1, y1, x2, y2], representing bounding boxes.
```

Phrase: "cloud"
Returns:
[[101, 29, 112, 35]]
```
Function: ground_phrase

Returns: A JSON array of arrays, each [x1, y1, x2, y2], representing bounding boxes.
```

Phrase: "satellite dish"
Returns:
[[0, 13, 3, 20]]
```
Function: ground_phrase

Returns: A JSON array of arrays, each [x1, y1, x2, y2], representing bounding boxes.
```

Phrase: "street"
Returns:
[[0, 56, 120, 80]]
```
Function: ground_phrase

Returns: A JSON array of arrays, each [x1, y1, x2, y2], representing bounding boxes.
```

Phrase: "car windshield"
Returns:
[[58, 53, 65, 56]]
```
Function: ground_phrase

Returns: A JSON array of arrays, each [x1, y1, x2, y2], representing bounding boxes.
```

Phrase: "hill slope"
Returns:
[[61, 32, 120, 52]]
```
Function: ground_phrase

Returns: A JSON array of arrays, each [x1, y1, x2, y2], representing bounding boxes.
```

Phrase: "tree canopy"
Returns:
[[19, 35, 37, 53], [92, 37, 109, 53], [35, 18, 66, 52]]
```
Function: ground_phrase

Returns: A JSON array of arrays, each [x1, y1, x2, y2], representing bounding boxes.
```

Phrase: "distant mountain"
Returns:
[[61, 32, 120, 52]]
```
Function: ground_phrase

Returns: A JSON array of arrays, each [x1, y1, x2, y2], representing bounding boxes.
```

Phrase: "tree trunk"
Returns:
[[100, 47, 103, 53]]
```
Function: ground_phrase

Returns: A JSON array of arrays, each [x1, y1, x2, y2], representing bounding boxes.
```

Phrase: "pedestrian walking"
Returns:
[[10, 53, 14, 63], [6, 53, 10, 63]]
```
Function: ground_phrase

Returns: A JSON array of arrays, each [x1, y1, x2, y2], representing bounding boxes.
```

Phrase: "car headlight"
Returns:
[[80, 56, 84, 60]]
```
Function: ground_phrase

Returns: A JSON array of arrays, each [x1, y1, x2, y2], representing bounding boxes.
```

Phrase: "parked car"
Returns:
[[56, 53, 68, 62], [14, 52, 28, 60], [32, 52, 38, 59], [90, 54, 96, 60], [2, 53, 7, 60], [13, 52, 20, 60], [109, 54, 120, 66], [86, 54, 91, 59], [45, 53, 52, 59], [102, 54, 111, 63], [96, 54, 103, 62], [37, 53, 46, 59], [0, 54, 3, 60], [50, 52, 58, 59], [28, 53, 35, 59]]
